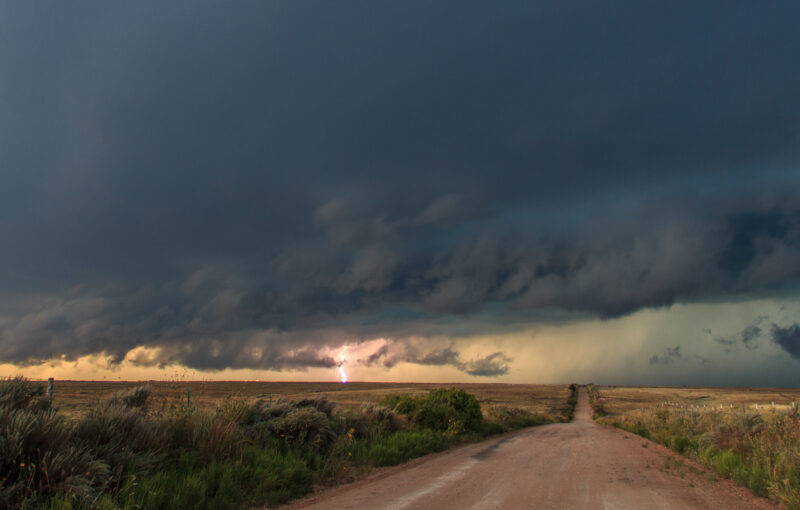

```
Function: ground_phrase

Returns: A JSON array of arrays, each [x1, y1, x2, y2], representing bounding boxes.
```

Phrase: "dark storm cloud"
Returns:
[[464, 352, 512, 377], [2, 2, 800, 373], [649, 346, 683, 365], [771, 323, 800, 360], [713, 315, 768, 352], [357, 343, 512, 377]]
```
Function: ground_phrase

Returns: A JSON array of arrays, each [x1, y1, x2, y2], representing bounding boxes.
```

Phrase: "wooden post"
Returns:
[[187, 387, 191, 406], [47, 378, 54, 402]]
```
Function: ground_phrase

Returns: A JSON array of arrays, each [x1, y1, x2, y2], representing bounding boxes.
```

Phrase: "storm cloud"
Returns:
[[714, 315, 768, 352], [2, 2, 800, 375], [649, 346, 683, 366], [771, 324, 800, 360], [356, 343, 512, 377]]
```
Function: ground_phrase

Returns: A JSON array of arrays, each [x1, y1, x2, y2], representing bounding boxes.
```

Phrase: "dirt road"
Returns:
[[289, 387, 778, 510]]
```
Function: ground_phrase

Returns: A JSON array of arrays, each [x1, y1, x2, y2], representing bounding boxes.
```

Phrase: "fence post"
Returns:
[[187, 387, 191, 406], [47, 377, 54, 402]]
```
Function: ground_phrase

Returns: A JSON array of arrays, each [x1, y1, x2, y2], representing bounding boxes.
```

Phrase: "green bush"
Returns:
[[669, 435, 694, 454], [379, 394, 419, 415], [267, 407, 335, 452], [385, 388, 483, 434]]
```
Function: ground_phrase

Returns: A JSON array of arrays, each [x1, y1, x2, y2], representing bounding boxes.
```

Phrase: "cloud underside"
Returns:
[[3, 202, 799, 372], [771, 323, 800, 360], [1, 3, 800, 373]]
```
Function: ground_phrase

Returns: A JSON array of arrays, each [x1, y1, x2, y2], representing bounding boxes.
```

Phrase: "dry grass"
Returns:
[[595, 385, 800, 416], [37, 380, 572, 420], [594, 385, 800, 509]]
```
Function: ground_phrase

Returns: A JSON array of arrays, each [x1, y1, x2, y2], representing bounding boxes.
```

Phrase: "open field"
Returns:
[[594, 385, 800, 416], [38, 380, 573, 420], [0, 377, 576, 509], [593, 385, 800, 508]]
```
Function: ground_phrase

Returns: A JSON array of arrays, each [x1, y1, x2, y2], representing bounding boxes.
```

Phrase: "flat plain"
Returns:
[[594, 385, 800, 415], [38, 379, 573, 419]]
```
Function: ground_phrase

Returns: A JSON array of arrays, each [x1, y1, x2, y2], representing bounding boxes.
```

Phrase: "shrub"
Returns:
[[72, 401, 164, 486], [267, 407, 336, 452], [484, 406, 551, 430], [359, 403, 405, 438], [380, 395, 420, 415], [0, 398, 107, 508], [669, 435, 694, 454], [295, 396, 336, 418], [331, 409, 368, 439], [387, 388, 483, 434], [0, 377, 49, 412], [105, 385, 151, 410]]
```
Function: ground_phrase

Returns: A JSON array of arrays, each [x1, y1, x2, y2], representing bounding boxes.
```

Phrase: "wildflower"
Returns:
[[19, 463, 25, 468]]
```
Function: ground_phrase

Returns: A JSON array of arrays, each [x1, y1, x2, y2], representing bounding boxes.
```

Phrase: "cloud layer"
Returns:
[[1, 2, 800, 378]]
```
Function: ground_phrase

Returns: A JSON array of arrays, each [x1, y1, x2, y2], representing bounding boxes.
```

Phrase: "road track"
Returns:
[[288, 387, 778, 509]]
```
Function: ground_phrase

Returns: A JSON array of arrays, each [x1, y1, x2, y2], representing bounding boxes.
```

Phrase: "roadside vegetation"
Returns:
[[0, 377, 571, 510], [593, 387, 800, 509], [585, 384, 606, 418]]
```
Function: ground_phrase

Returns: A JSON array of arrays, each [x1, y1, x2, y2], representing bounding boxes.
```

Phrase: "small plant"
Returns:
[[384, 387, 483, 433]]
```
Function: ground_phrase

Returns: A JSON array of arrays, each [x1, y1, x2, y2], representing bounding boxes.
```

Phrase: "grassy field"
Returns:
[[44, 380, 573, 420], [592, 385, 800, 416], [591, 385, 800, 509]]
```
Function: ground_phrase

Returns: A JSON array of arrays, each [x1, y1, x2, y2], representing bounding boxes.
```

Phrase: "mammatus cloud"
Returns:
[[771, 323, 800, 360]]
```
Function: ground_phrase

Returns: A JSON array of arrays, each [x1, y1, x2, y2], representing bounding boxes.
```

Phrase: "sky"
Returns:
[[1, 2, 800, 385]]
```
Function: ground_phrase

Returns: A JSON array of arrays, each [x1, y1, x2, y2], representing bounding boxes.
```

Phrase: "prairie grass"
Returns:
[[32, 380, 572, 419], [600, 395, 800, 509], [0, 377, 571, 509]]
